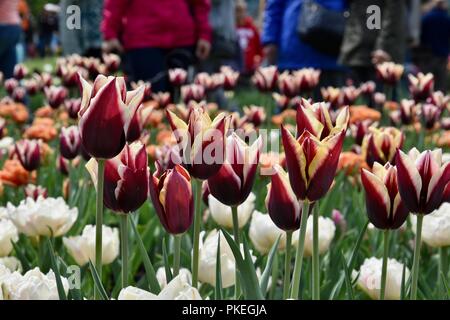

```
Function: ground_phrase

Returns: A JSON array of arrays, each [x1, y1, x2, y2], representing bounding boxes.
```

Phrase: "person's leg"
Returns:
[[0, 25, 21, 79], [125, 47, 168, 92]]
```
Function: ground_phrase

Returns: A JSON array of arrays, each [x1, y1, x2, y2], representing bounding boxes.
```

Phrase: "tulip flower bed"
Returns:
[[0, 57, 449, 301]]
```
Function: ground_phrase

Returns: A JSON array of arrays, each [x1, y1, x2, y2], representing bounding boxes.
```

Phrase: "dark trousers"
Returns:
[[125, 46, 195, 92], [0, 24, 21, 79]]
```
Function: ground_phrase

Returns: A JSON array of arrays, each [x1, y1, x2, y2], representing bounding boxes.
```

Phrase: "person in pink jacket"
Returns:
[[102, 0, 212, 92]]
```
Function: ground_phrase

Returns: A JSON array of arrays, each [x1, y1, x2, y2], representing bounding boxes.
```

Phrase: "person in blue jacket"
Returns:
[[262, 0, 347, 87]]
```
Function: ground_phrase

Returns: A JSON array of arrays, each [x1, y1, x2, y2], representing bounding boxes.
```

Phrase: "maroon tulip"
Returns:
[[151, 92, 171, 109], [15, 139, 40, 171], [168, 68, 188, 87], [24, 79, 40, 95], [243, 105, 266, 127], [60, 126, 81, 159], [57, 155, 70, 175], [86, 142, 149, 213], [194, 73, 224, 92], [12, 87, 26, 103], [4, 78, 18, 95], [181, 84, 205, 104], [102, 53, 121, 73], [421, 103, 441, 130], [44, 86, 68, 109], [278, 72, 299, 98], [408, 72, 434, 102], [65, 98, 82, 119], [361, 163, 409, 229], [427, 91, 450, 110], [396, 148, 450, 214], [220, 66, 239, 90], [361, 127, 404, 167], [207, 134, 262, 206], [293, 68, 320, 93], [13, 64, 28, 80], [24, 184, 48, 200], [252, 66, 278, 92], [131, 81, 152, 101], [154, 144, 182, 175], [60, 65, 80, 87], [350, 120, 374, 146], [265, 164, 302, 231], [78, 74, 145, 159], [149, 164, 194, 234]]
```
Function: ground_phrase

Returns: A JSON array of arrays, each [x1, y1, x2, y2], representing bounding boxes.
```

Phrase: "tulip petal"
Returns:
[[425, 161, 450, 214], [361, 168, 390, 228], [396, 149, 422, 213], [207, 162, 242, 206]]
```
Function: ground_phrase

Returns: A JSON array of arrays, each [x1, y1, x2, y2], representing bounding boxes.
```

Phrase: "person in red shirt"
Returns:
[[236, 0, 263, 75]]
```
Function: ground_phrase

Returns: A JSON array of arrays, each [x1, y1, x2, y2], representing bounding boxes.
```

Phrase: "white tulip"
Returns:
[[353, 257, 409, 300], [249, 211, 286, 254], [198, 230, 236, 288], [0, 207, 8, 220], [118, 274, 201, 300], [0, 257, 22, 273], [0, 137, 13, 151], [411, 202, 450, 248], [2, 267, 69, 300], [0, 264, 11, 300], [0, 219, 18, 257], [63, 224, 119, 266], [156, 267, 192, 289], [208, 192, 255, 229], [7, 197, 78, 237], [292, 215, 336, 257]]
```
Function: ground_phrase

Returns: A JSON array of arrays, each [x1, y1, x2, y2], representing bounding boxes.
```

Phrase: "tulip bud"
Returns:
[[24, 184, 48, 200], [168, 68, 187, 87], [149, 164, 194, 234], [278, 71, 299, 98], [181, 84, 205, 104], [321, 87, 342, 109], [102, 53, 121, 73], [78, 74, 145, 159], [60, 126, 81, 160], [65, 98, 82, 119], [86, 142, 149, 213], [427, 91, 450, 110], [220, 66, 239, 90], [282, 126, 345, 202], [60, 65, 79, 87], [361, 127, 404, 167], [252, 66, 278, 92], [350, 120, 374, 146], [207, 134, 262, 206], [131, 81, 152, 101], [293, 68, 320, 93], [396, 148, 450, 215], [243, 106, 266, 127], [361, 163, 409, 229], [166, 108, 228, 180], [44, 86, 68, 109], [13, 64, 28, 80], [24, 79, 40, 95], [408, 72, 434, 102], [12, 87, 26, 103], [14, 139, 40, 171], [57, 155, 69, 175], [375, 62, 404, 85], [195, 73, 224, 91], [152, 92, 171, 109], [421, 103, 441, 130], [265, 164, 302, 231], [4, 78, 18, 95]]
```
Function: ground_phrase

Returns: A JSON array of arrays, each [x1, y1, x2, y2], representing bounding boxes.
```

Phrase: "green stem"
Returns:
[[439, 246, 448, 298], [312, 203, 320, 300], [411, 214, 424, 300], [231, 205, 241, 299], [290, 201, 311, 299], [265, 93, 272, 129], [120, 214, 129, 289], [380, 230, 390, 300], [94, 159, 105, 300], [173, 234, 182, 277], [283, 231, 293, 299], [191, 178, 203, 288]]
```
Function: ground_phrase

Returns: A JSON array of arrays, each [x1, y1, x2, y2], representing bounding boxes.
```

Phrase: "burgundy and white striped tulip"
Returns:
[[4, 78, 18, 95], [24, 79, 40, 95], [362, 127, 404, 167], [102, 53, 121, 73], [168, 68, 188, 87], [78, 74, 145, 159], [408, 72, 434, 102], [57, 155, 70, 176], [151, 92, 171, 109], [15, 139, 40, 172], [281, 126, 345, 202], [65, 98, 82, 119], [265, 164, 301, 231], [421, 103, 441, 130], [24, 184, 48, 200], [293, 68, 320, 93], [427, 91, 450, 110], [149, 164, 194, 234], [13, 64, 28, 80], [86, 142, 149, 213], [12, 87, 26, 103], [220, 66, 239, 90], [181, 84, 205, 104], [350, 120, 375, 146], [44, 86, 68, 109], [60, 126, 81, 160], [252, 66, 278, 92], [207, 134, 262, 206], [278, 71, 299, 98], [396, 148, 450, 214], [131, 81, 152, 101], [195, 73, 224, 91], [375, 62, 404, 85], [361, 163, 409, 229]]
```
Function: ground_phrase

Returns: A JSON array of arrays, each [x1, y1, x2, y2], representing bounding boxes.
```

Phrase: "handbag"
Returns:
[[297, 0, 348, 56]]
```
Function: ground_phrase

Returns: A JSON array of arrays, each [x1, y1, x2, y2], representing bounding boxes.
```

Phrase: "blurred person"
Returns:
[[0, 0, 21, 78], [38, 4, 60, 57], [417, 0, 450, 91], [236, 0, 263, 75], [17, 0, 31, 62], [262, 0, 347, 87], [101, 0, 212, 92], [339, 0, 407, 84]]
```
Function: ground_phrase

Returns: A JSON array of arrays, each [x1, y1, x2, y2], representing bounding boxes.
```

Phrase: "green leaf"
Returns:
[[340, 251, 354, 300], [46, 238, 67, 300], [440, 271, 450, 299], [348, 220, 369, 270], [58, 257, 82, 300], [11, 240, 31, 271], [400, 262, 407, 300], [259, 236, 281, 294], [88, 260, 109, 300], [221, 229, 264, 300], [162, 237, 173, 283], [130, 218, 161, 294], [214, 235, 223, 300]]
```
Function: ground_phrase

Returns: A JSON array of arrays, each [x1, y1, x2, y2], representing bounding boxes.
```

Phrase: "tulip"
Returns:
[[35, 72, 53, 88], [321, 86, 342, 109], [427, 90, 450, 110], [350, 120, 374, 145], [0, 257, 22, 273], [14, 139, 40, 172], [57, 155, 69, 176], [24, 79, 40, 95], [272, 93, 291, 110], [0, 117, 5, 139], [24, 184, 48, 200], [64, 98, 82, 119], [398, 99, 416, 125], [0, 219, 18, 257], [375, 62, 404, 85], [243, 105, 266, 127], [60, 126, 81, 160], [78, 74, 145, 159], [102, 53, 121, 73], [296, 98, 349, 140], [294, 215, 336, 257], [168, 68, 188, 86], [4, 78, 18, 95], [156, 267, 192, 289], [11, 87, 26, 103], [151, 92, 171, 109], [207, 134, 262, 206], [396, 148, 450, 299], [195, 73, 224, 92], [408, 72, 434, 102], [252, 66, 278, 92], [278, 71, 299, 98], [44, 86, 68, 109], [207, 192, 255, 229], [361, 162, 409, 299], [359, 81, 376, 97], [421, 103, 441, 130], [293, 68, 320, 93], [131, 80, 152, 101], [249, 210, 287, 255], [181, 84, 205, 104], [60, 64, 79, 87], [13, 64, 28, 80], [220, 66, 239, 90], [361, 127, 404, 167]]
